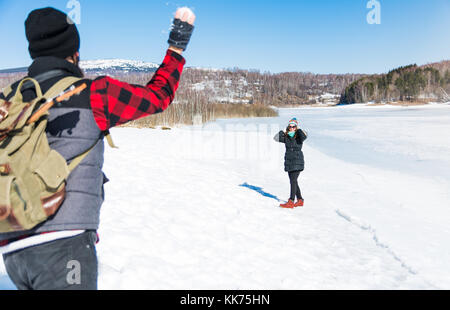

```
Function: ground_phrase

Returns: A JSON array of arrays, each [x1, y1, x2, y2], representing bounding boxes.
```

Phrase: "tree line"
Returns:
[[2, 60, 448, 126], [176, 68, 365, 106], [1, 67, 366, 107], [340, 61, 450, 104]]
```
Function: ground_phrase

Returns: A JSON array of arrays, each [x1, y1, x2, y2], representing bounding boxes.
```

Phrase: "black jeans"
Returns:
[[2, 231, 98, 290], [288, 170, 303, 201]]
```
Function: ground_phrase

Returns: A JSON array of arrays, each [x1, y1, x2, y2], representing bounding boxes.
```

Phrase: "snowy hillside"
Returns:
[[1, 104, 450, 290], [188, 76, 254, 104]]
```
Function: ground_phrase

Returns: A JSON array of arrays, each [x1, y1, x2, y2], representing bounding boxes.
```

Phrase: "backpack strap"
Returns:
[[45, 77, 95, 172], [2, 85, 13, 99], [42, 76, 83, 100], [46, 78, 118, 171], [26, 77, 85, 126], [13, 78, 44, 103], [68, 130, 118, 172], [1, 69, 67, 100], [68, 144, 95, 172], [22, 70, 67, 93], [104, 130, 118, 149]]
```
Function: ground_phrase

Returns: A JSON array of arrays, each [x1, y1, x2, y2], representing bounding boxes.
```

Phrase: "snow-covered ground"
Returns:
[[1, 104, 450, 289]]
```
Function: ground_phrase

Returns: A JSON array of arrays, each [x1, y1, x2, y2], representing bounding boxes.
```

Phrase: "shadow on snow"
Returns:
[[239, 182, 283, 202]]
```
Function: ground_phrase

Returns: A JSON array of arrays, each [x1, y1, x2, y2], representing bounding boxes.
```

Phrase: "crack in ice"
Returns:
[[334, 208, 433, 284]]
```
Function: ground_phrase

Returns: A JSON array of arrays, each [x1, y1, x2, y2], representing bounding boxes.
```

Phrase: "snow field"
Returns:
[[1, 105, 449, 290], [95, 122, 439, 289]]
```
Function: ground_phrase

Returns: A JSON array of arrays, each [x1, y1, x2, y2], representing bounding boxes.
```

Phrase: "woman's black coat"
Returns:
[[274, 129, 308, 172]]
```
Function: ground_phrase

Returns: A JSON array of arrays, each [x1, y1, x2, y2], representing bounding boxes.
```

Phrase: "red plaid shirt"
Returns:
[[90, 49, 185, 130]]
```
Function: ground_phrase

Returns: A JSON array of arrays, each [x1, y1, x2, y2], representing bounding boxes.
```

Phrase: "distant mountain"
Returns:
[[80, 59, 159, 74], [0, 59, 160, 75]]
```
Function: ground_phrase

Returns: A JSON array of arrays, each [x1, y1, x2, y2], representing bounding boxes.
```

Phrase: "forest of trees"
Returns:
[[176, 68, 365, 106], [99, 68, 365, 126], [340, 61, 450, 104], [0, 67, 367, 108]]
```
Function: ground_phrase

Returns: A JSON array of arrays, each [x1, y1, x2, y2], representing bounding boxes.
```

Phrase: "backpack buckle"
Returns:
[[0, 102, 11, 122], [0, 164, 11, 175]]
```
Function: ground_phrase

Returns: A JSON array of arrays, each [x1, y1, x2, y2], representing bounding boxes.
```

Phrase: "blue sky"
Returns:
[[0, 0, 449, 74]]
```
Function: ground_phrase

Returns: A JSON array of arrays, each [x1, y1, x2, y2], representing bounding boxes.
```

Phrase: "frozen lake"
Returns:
[[214, 104, 450, 181]]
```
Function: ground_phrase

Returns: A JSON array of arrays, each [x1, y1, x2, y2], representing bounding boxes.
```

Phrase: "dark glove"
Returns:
[[168, 18, 195, 51]]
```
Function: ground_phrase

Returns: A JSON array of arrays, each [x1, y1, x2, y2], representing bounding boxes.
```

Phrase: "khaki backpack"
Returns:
[[0, 76, 90, 233]]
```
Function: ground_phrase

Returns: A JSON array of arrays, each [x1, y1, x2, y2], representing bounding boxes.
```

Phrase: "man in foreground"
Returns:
[[0, 6, 195, 290]]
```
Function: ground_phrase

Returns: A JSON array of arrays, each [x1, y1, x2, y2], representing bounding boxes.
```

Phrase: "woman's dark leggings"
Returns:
[[288, 170, 303, 201]]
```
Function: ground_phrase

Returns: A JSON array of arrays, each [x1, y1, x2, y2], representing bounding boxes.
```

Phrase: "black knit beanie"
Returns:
[[25, 7, 80, 59]]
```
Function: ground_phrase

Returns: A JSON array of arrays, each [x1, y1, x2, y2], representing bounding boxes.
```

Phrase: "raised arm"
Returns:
[[296, 129, 308, 143], [89, 8, 196, 131], [274, 130, 287, 143], [90, 50, 185, 130]]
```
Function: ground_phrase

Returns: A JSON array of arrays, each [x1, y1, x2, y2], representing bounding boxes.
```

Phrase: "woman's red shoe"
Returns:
[[280, 200, 295, 209], [294, 199, 304, 207]]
